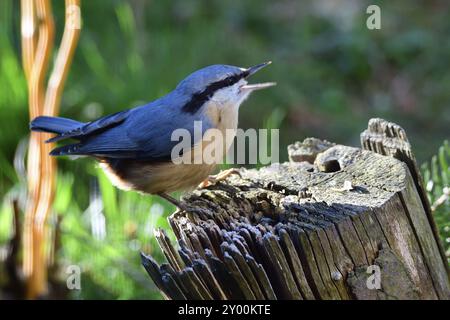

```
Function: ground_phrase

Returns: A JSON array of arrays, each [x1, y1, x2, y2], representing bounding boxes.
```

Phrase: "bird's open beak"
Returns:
[[241, 61, 276, 91]]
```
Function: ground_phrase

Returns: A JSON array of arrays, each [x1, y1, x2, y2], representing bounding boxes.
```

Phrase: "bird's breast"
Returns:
[[100, 158, 216, 195], [204, 100, 239, 131]]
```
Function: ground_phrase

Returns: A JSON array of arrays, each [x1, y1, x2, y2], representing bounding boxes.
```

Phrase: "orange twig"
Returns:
[[20, 0, 35, 81], [21, 0, 81, 298], [23, 0, 54, 298]]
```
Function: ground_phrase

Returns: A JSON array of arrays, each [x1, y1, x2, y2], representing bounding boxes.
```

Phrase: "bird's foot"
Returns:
[[157, 192, 189, 212], [198, 168, 241, 188]]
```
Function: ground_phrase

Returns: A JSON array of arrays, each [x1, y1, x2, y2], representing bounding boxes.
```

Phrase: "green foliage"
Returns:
[[0, 1, 27, 193], [59, 166, 176, 299], [421, 141, 450, 260]]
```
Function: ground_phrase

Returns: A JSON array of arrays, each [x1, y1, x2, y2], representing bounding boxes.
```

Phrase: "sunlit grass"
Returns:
[[57, 166, 174, 299], [421, 140, 450, 261]]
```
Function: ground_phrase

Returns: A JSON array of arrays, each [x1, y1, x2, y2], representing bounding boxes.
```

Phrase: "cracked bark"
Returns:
[[141, 118, 450, 300]]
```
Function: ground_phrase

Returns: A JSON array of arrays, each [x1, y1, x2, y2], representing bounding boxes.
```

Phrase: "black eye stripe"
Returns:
[[182, 71, 248, 114]]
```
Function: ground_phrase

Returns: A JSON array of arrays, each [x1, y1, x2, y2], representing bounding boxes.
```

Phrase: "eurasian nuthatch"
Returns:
[[30, 62, 275, 208]]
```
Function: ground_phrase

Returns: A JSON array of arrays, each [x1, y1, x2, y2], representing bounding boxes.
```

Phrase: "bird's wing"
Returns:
[[50, 129, 141, 158], [47, 110, 130, 143], [50, 101, 213, 161]]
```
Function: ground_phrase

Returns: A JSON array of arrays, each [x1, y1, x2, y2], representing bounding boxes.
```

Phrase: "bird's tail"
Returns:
[[30, 116, 84, 135], [30, 116, 86, 157]]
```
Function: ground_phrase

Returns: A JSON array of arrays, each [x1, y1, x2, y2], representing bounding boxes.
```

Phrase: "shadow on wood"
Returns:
[[141, 118, 450, 300]]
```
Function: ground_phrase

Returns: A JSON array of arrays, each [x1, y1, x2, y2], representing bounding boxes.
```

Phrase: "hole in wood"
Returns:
[[319, 159, 341, 173]]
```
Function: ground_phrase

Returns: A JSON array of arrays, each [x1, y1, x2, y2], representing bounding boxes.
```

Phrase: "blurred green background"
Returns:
[[0, 0, 449, 299]]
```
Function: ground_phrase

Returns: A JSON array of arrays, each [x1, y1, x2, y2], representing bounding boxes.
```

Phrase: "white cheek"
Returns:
[[211, 79, 248, 107], [211, 87, 234, 104], [232, 81, 248, 103]]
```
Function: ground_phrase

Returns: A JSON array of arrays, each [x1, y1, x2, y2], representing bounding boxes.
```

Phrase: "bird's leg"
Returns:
[[198, 168, 241, 188], [157, 192, 188, 212]]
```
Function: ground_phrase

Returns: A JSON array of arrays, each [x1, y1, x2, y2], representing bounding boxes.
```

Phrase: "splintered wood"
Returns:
[[142, 119, 450, 300]]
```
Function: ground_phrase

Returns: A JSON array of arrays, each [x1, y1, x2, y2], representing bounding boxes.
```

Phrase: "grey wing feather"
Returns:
[[47, 110, 130, 143]]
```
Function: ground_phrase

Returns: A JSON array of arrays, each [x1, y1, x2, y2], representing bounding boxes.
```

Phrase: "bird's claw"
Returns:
[[198, 168, 241, 188]]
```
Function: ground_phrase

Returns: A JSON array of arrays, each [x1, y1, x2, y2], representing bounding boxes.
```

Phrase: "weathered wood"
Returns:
[[347, 247, 420, 300], [278, 228, 316, 299], [361, 118, 450, 298], [142, 118, 450, 300]]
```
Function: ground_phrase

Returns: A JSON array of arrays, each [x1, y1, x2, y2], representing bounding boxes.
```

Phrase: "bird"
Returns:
[[30, 62, 276, 209]]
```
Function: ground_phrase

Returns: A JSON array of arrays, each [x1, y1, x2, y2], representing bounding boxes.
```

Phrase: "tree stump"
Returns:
[[141, 119, 450, 300]]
